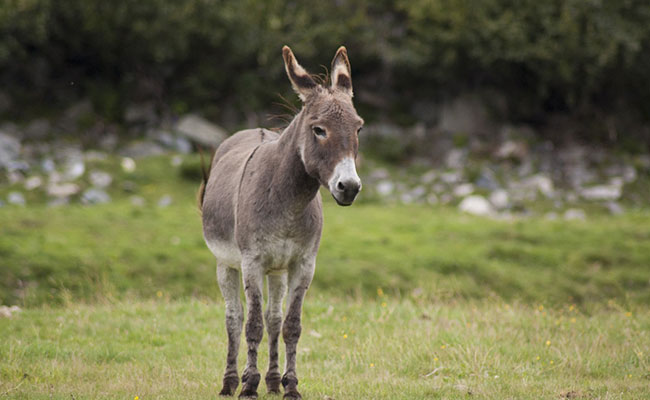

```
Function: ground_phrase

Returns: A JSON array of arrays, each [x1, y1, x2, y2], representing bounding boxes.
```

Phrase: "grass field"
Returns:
[[1, 155, 649, 399]]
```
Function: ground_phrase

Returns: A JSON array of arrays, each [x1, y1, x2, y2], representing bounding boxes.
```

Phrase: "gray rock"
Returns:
[[158, 194, 173, 208], [445, 149, 467, 169], [495, 140, 528, 161], [41, 158, 56, 173], [175, 114, 228, 147], [47, 182, 80, 198], [580, 184, 621, 201], [489, 189, 510, 210], [376, 180, 394, 197], [124, 102, 157, 125], [453, 183, 474, 198], [440, 171, 462, 184], [426, 193, 439, 204], [7, 192, 25, 206], [63, 158, 85, 180], [523, 174, 554, 198], [605, 201, 624, 215], [120, 140, 166, 158], [458, 195, 494, 216], [121, 157, 136, 173], [0, 132, 21, 169], [24, 176, 43, 190], [564, 208, 586, 221], [475, 168, 500, 190], [81, 188, 111, 204], [152, 130, 193, 154], [89, 171, 112, 188], [420, 170, 437, 184], [24, 119, 51, 139]]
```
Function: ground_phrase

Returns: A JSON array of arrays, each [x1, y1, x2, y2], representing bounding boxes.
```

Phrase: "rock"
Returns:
[[544, 212, 559, 221], [475, 168, 499, 190], [402, 186, 427, 203], [24, 118, 51, 139], [121, 157, 136, 173], [130, 196, 145, 207], [523, 174, 554, 198], [158, 194, 173, 208], [564, 208, 586, 221], [426, 193, 439, 204], [445, 149, 467, 169], [152, 129, 192, 154], [120, 140, 166, 158], [0, 131, 21, 169], [495, 140, 528, 161], [580, 184, 621, 201], [63, 158, 85, 180], [124, 102, 157, 125], [605, 201, 624, 215], [623, 166, 637, 183], [81, 188, 111, 204], [489, 189, 510, 210], [420, 170, 437, 184], [376, 180, 394, 197], [175, 114, 228, 147], [440, 171, 462, 184], [438, 94, 494, 136], [89, 171, 112, 188], [0, 305, 22, 318], [41, 158, 56, 173], [458, 195, 494, 216], [99, 133, 119, 151], [453, 183, 474, 197], [24, 176, 43, 190], [47, 182, 80, 198], [7, 171, 24, 184], [7, 192, 25, 206]]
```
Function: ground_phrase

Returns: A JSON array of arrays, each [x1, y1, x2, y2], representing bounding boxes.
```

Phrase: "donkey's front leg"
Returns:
[[217, 264, 244, 396], [282, 260, 315, 400], [239, 258, 265, 399], [265, 274, 287, 394]]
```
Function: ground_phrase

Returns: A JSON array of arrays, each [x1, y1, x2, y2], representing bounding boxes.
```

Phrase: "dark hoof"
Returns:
[[283, 390, 302, 400], [266, 372, 282, 394], [219, 376, 240, 396], [238, 387, 258, 399]]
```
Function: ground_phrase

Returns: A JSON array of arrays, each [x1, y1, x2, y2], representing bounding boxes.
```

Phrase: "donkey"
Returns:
[[199, 46, 363, 399]]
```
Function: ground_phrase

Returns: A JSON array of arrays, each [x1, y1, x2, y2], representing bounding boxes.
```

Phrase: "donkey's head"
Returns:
[[283, 46, 364, 206]]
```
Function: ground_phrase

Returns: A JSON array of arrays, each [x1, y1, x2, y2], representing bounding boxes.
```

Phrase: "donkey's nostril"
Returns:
[[337, 181, 346, 191]]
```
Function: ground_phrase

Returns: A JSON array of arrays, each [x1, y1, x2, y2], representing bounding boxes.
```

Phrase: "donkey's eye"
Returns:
[[312, 126, 326, 138]]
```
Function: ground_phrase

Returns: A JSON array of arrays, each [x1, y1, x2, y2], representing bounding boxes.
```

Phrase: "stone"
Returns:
[[580, 184, 621, 201], [426, 193, 439, 204], [445, 149, 467, 169], [47, 182, 80, 198], [24, 119, 51, 139], [458, 195, 494, 216], [41, 158, 56, 173], [120, 140, 166, 158], [0, 305, 22, 318], [0, 132, 21, 169], [124, 102, 157, 125], [63, 158, 85, 180], [475, 168, 500, 190], [89, 171, 112, 188], [153, 130, 192, 154], [564, 208, 586, 221], [420, 170, 437, 184], [523, 174, 554, 198], [489, 189, 510, 210], [24, 176, 43, 190], [158, 194, 173, 208], [376, 180, 394, 197], [81, 188, 111, 204], [495, 140, 528, 161], [605, 201, 624, 215], [121, 157, 136, 173], [175, 114, 228, 147], [7, 192, 25, 206], [453, 183, 474, 198], [440, 171, 462, 184]]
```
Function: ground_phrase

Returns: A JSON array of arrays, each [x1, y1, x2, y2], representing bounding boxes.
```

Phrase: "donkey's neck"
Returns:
[[271, 110, 320, 214]]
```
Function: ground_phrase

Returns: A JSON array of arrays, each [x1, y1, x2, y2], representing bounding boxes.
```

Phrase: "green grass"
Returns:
[[0, 299, 648, 399], [1, 154, 650, 398]]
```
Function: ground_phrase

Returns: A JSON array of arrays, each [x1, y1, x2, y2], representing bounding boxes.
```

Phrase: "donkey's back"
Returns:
[[201, 128, 279, 265]]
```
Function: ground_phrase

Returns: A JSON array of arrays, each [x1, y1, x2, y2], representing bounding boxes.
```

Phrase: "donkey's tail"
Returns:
[[197, 146, 213, 212]]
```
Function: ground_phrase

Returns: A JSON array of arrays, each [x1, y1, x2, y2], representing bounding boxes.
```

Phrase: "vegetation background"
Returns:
[[1, 1, 649, 399]]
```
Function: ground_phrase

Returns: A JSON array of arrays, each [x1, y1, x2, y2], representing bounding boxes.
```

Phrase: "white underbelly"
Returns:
[[205, 237, 242, 267]]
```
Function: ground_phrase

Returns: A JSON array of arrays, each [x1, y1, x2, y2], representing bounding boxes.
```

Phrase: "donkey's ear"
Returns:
[[330, 46, 353, 97], [283, 46, 317, 102]]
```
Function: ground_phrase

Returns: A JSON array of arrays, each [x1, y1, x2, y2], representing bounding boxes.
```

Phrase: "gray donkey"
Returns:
[[199, 46, 363, 399]]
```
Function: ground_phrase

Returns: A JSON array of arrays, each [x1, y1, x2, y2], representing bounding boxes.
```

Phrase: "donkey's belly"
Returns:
[[205, 237, 242, 266]]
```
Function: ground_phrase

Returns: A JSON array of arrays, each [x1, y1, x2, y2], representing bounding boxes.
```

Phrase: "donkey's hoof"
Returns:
[[238, 387, 258, 399], [266, 372, 282, 394], [219, 376, 240, 396], [283, 389, 302, 400]]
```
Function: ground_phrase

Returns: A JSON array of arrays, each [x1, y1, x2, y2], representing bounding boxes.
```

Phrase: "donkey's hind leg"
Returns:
[[265, 273, 287, 394], [217, 264, 243, 396]]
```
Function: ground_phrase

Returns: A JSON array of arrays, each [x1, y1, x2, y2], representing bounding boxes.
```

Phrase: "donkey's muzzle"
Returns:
[[332, 178, 361, 206]]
